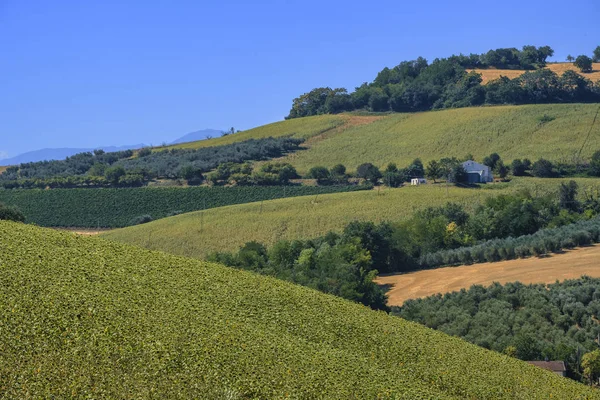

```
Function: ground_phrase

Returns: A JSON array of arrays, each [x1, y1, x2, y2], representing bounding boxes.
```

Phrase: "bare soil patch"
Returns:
[[469, 63, 600, 83], [376, 245, 600, 306]]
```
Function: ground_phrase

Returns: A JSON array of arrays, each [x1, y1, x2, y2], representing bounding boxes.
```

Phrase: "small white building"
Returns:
[[411, 178, 427, 186], [462, 160, 493, 183]]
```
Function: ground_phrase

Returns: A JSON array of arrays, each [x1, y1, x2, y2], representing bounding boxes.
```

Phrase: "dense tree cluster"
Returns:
[[0, 202, 25, 223], [206, 161, 300, 186], [287, 45, 600, 118], [208, 224, 390, 311], [395, 277, 600, 382], [0, 137, 304, 188]]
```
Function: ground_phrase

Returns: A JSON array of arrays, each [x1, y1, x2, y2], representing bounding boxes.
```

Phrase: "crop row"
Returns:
[[0, 185, 368, 228]]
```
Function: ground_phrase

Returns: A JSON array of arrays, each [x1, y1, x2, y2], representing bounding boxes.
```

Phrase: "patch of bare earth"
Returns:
[[376, 245, 600, 306], [469, 63, 600, 84]]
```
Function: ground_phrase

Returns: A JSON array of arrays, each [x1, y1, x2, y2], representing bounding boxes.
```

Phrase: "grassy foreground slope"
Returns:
[[1, 221, 597, 398], [284, 104, 600, 173], [102, 177, 600, 258]]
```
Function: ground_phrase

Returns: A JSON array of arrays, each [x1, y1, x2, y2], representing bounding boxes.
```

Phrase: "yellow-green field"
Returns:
[[102, 177, 600, 258], [4, 221, 597, 398], [470, 62, 600, 84], [161, 114, 349, 149], [158, 104, 600, 175], [283, 104, 600, 174]]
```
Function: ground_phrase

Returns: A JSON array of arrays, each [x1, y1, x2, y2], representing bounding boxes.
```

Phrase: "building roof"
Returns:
[[462, 160, 490, 172], [527, 361, 566, 372]]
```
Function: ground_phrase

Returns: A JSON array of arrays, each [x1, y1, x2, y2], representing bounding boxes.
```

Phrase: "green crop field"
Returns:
[[1, 221, 597, 398], [102, 177, 600, 258], [0, 185, 367, 228]]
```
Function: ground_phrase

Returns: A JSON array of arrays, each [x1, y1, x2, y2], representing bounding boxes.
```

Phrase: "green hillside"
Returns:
[[102, 177, 600, 258], [1, 220, 597, 398], [166, 104, 600, 175]]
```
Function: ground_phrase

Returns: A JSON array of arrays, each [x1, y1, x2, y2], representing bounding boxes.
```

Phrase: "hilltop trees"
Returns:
[[287, 44, 600, 119], [574, 55, 593, 73], [593, 46, 600, 63]]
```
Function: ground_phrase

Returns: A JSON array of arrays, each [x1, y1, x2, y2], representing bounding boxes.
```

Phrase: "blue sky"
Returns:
[[1, 0, 599, 158]]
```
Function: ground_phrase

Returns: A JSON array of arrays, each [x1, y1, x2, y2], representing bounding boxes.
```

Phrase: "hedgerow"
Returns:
[[0, 185, 367, 228], [420, 216, 600, 268], [0, 220, 597, 398]]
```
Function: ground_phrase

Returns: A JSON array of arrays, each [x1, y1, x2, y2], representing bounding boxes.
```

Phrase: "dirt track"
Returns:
[[375, 245, 600, 306]]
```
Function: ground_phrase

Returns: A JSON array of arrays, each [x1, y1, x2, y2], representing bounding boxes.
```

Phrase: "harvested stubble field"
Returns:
[[470, 62, 600, 83], [102, 177, 600, 258], [376, 244, 600, 306], [1, 220, 598, 398]]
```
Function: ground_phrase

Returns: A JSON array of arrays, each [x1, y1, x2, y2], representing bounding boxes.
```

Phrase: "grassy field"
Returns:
[[154, 104, 600, 175], [377, 244, 600, 306], [283, 104, 600, 173], [2, 220, 598, 398], [470, 62, 600, 83], [102, 177, 600, 258], [160, 114, 350, 150]]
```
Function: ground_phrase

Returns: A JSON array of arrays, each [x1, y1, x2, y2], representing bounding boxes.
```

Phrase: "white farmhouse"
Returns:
[[410, 178, 427, 186], [462, 160, 493, 183]]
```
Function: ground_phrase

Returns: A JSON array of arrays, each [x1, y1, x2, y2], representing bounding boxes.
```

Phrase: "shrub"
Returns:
[[356, 163, 382, 184], [531, 158, 556, 178], [138, 148, 152, 157], [307, 166, 331, 184]]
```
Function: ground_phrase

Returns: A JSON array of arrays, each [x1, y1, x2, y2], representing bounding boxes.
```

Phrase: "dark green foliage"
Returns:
[[590, 151, 600, 177], [0, 185, 369, 228], [356, 163, 382, 184], [420, 217, 600, 268], [209, 230, 389, 311], [137, 147, 152, 157], [0, 203, 25, 223], [532, 158, 556, 177], [129, 214, 153, 225], [178, 164, 204, 185], [511, 159, 527, 176], [405, 158, 425, 178], [287, 45, 600, 118], [483, 153, 501, 170], [425, 160, 443, 182], [559, 181, 580, 212], [575, 55, 593, 73], [330, 164, 347, 176], [494, 160, 509, 179], [594, 46, 600, 63], [0, 137, 303, 188], [395, 277, 600, 380], [307, 166, 331, 184]]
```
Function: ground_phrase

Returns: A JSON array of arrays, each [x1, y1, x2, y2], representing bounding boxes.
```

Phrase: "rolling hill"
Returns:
[[101, 177, 600, 258], [470, 62, 600, 84], [159, 104, 600, 175], [1, 220, 597, 398]]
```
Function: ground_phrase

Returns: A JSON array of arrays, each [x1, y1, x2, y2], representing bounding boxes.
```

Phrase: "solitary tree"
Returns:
[[356, 163, 382, 184], [494, 160, 509, 180], [566, 54, 574, 62], [574, 55, 593, 73], [593, 46, 600, 63], [426, 160, 443, 183]]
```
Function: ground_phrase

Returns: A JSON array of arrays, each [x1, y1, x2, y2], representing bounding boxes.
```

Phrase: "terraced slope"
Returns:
[[1, 221, 597, 398], [102, 177, 600, 258]]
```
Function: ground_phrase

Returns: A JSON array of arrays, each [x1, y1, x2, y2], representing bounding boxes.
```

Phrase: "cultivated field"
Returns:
[[2, 220, 597, 398], [283, 104, 600, 173], [377, 245, 600, 306], [102, 177, 600, 258], [470, 62, 600, 83]]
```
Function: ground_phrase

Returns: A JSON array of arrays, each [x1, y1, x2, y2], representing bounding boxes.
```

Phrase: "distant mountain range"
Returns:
[[0, 144, 147, 166], [0, 129, 224, 166]]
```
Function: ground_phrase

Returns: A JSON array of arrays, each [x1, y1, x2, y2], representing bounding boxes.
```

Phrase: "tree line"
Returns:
[[0, 137, 304, 189], [287, 45, 600, 118], [395, 277, 600, 384]]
